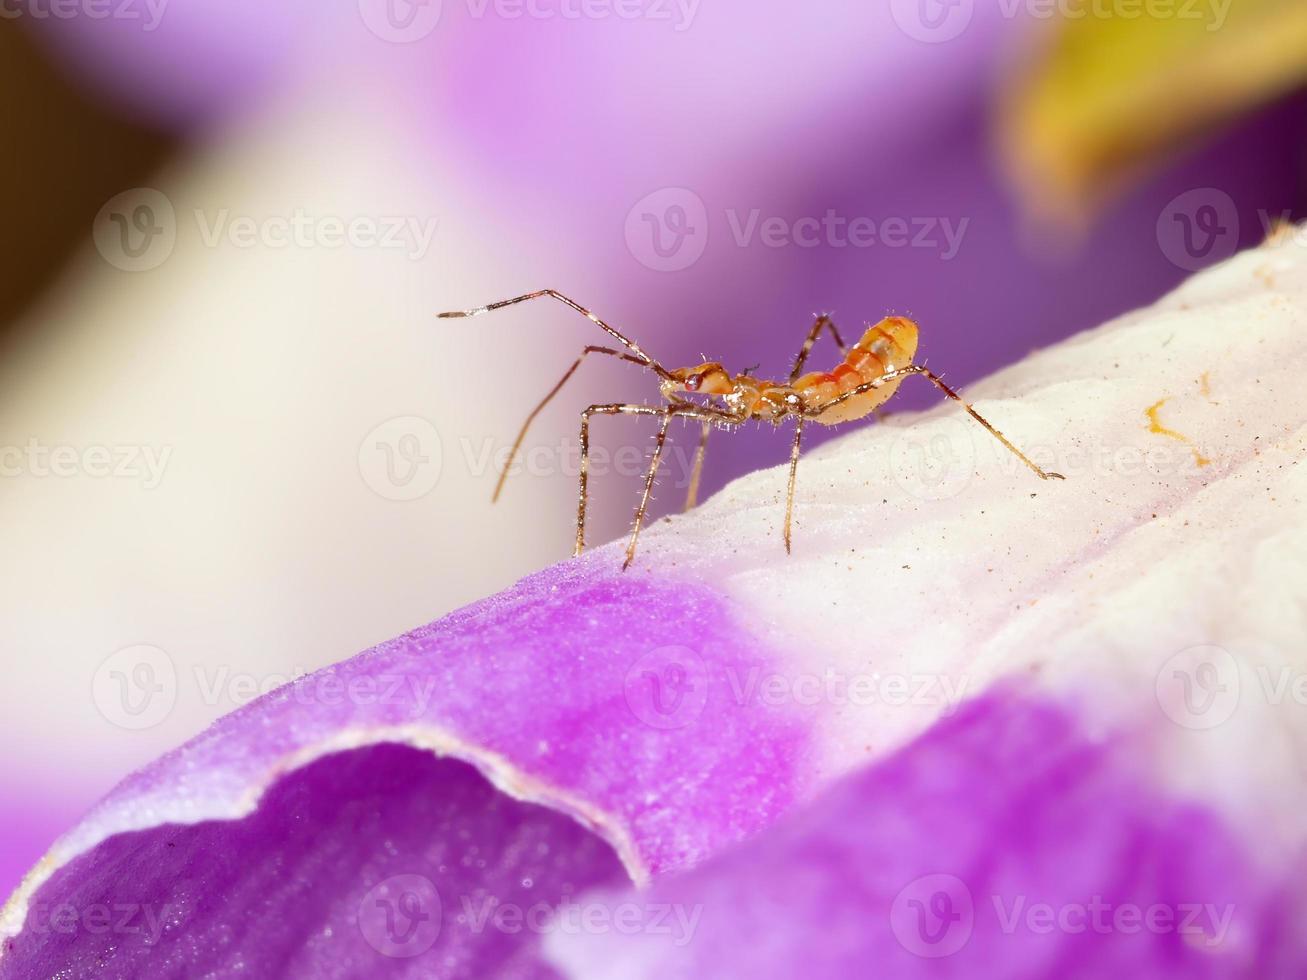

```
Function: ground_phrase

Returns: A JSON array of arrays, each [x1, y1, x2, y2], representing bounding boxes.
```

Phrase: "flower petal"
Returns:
[[1, 572, 825, 975], [2, 745, 628, 978], [547, 687, 1307, 978]]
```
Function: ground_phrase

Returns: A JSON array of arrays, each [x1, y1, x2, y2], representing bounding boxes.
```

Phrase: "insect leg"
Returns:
[[625, 404, 740, 567], [808, 365, 1065, 481], [624, 408, 675, 570], [789, 314, 848, 382], [683, 420, 710, 512], [783, 419, 805, 553], [902, 366, 1064, 480], [438, 289, 673, 381], [576, 403, 664, 557], [576, 403, 740, 564], [494, 345, 651, 503]]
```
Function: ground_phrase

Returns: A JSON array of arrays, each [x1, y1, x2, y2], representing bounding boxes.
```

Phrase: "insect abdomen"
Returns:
[[794, 316, 919, 424]]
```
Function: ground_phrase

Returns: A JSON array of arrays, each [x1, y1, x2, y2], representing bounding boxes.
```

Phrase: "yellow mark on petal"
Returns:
[[1197, 371, 1221, 405], [1146, 398, 1210, 467]]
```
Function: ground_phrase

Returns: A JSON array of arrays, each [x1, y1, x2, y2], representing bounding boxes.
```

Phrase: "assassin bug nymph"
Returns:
[[439, 290, 1064, 570]]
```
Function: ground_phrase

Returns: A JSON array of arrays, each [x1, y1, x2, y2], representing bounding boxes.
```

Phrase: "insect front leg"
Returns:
[[438, 289, 672, 381], [576, 403, 663, 557], [783, 419, 806, 553], [578, 403, 740, 567], [624, 408, 676, 570]]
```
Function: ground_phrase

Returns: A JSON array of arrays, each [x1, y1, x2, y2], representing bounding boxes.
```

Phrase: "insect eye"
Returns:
[[685, 374, 702, 391]]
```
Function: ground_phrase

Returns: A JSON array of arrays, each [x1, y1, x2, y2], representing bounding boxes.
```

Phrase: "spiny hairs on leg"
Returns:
[[808, 364, 1064, 481], [438, 291, 683, 507], [492, 345, 654, 504], [576, 403, 741, 570], [906, 366, 1064, 481], [783, 419, 805, 553], [438, 289, 672, 381]]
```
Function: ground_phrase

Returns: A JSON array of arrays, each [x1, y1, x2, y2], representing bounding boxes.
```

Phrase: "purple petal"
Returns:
[[1, 568, 825, 975], [547, 687, 1307, 978], [2, 745, 627, 978], [57, 568, 818, 878]]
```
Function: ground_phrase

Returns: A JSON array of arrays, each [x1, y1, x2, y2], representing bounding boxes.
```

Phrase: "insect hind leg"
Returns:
[[904, 366, 1064, 481], [806, 365, 1064, 481]]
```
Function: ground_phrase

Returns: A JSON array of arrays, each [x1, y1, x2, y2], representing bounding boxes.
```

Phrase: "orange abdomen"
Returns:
[[794, 316, 919, 424]]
